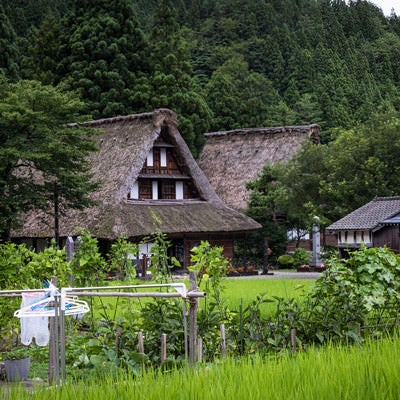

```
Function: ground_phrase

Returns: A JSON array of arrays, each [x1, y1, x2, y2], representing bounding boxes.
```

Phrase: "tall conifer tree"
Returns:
[[0, 5, 20, 81], [147, 0, 211, 156], [59, 0, 150, 118]]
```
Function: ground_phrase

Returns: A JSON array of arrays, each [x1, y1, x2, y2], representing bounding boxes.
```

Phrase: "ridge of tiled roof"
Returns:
[[327, 196, 400, 231]]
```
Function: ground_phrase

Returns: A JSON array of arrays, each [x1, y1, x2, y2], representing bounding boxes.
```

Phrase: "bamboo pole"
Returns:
[[65, 291, 205, 298]]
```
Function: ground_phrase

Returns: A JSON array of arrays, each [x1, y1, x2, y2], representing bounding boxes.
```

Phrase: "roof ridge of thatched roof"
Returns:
[[198, 123, 321, 211], [69, 108, 177, 128], [204, 124, 320, 138]]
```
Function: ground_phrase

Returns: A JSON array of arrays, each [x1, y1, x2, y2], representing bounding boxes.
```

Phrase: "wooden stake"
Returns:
[[290, 328, 297, 352], [197, 337, 203, 363], [137, 331, 144, 354], [220, 324, 227, 358], [161, 333, 167, 362]]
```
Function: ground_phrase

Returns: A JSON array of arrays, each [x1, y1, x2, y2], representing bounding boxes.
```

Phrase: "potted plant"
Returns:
[[2, 346, 31, 382]]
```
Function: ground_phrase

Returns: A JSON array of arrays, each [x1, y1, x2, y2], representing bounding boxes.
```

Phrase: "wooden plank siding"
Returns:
[[374, 226, 400, 254]]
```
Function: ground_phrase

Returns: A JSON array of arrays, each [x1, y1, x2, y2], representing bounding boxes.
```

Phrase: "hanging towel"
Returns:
[[20, 292, 50, 346]]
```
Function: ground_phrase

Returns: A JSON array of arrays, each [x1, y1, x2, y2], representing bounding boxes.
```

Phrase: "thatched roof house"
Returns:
[[198, 125, 320, 211], [327, 196, 400, 256], [12, 109, 261, 266]]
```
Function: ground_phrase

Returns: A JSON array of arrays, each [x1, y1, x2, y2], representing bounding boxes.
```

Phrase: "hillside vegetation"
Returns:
[[2, 0, 400, 242]]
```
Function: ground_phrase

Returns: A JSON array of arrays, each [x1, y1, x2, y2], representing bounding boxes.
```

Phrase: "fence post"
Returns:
[[197, 337, 203, 363], [161, 333, 167, 363], [137, 331, 144, 354], [290, 328, 297, 352], [189, 271, 199, 364], [220, 324, 227, 358]]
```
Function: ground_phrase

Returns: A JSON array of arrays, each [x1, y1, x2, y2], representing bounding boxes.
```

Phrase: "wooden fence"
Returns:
[[0, 271, 205, 385]]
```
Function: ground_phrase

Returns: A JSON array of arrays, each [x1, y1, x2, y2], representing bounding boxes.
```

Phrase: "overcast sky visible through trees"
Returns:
[[370, 0, 399, 15]]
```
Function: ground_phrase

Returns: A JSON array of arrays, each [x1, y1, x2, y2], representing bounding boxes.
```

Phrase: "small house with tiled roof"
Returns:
[[11, 109, 261, 267], [327, 196, 400, 256]]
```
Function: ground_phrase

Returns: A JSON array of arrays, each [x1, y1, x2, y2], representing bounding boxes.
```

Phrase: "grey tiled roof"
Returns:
[[327, 197, 400, 231]]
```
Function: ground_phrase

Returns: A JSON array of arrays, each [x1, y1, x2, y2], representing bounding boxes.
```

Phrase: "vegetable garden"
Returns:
[[1, 232, 400, 397]]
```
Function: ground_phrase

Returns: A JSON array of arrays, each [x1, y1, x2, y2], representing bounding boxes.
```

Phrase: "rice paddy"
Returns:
[[5, 334, 400, 399]]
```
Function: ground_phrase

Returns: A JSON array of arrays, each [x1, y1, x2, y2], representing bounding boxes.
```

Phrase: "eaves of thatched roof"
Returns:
[[13, 109, 261, 240], [198, 124, 320, 211], [17, 201, 260, 240], [327, 196, 400, 232]]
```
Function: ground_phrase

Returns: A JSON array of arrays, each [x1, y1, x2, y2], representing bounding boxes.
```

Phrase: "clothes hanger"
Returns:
[[14, 291, 90, 318]]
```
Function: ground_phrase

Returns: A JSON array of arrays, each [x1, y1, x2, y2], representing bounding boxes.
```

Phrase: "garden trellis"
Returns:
[[0, 271, 205, 385]]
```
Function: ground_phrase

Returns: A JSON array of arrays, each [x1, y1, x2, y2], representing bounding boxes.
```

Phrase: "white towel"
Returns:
[[20, 292, 50, 346]]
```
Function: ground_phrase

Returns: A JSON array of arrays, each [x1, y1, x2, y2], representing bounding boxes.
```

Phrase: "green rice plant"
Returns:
[[6, 335, 400, 399]]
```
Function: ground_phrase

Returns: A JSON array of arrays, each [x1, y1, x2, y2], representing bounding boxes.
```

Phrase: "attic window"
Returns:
[[146, 150, 154, 167], [160, 148, 167, 167]]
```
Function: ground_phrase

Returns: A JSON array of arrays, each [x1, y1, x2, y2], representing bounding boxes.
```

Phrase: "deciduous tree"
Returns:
[[0, 78, 99, 241]]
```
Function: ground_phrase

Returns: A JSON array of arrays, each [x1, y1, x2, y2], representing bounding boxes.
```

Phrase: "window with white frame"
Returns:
[[130, 180, 139, 199], [176, 181, 183, 200], [152, 181, 158, 199], [160, 148, 167, 167], [146, 149, 154, 167]]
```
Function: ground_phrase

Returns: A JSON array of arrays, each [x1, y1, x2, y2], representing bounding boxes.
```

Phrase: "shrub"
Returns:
[[293, 248, 311, 267], [277, 254, 295, 268]]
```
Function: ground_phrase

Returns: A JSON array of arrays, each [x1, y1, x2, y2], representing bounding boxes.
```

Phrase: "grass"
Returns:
[[6, 335, 400, 399], [79, 276, 316, 321], [220, 277, 314, 311]]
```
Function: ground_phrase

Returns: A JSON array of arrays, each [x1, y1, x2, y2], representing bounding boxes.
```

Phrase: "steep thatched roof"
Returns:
[[13, 109, 261, 240], [198, 124, 320, 211], [327, 196, 400, 232]]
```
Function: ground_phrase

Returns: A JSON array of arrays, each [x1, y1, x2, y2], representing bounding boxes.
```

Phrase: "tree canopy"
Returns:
[[0, 78, 99, 241], [2, 0, 400, 250], [245, 113, 400, 255]]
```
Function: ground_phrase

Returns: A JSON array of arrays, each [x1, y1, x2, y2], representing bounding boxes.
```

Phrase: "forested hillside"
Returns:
[[1, 0, 400, 247], [2, 0, 400, 143]]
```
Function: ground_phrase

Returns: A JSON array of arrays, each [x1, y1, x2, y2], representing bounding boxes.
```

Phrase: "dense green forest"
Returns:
[[2, 0, 400, 141], [1, 0, 400, 250]]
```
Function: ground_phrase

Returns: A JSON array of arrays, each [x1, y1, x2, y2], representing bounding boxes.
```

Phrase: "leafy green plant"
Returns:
[[70, 229, 107, 286], [1, 345, 31, 361], [277, 254, 295, 269], [0, 242, 33, 290], [108, 237, 138, 280], [142, 231, 180, 283], [190, 241, 233, 360], [292, 248, 311, 267], [27, 241, 71, 288], [138, 298, 185, 366]]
